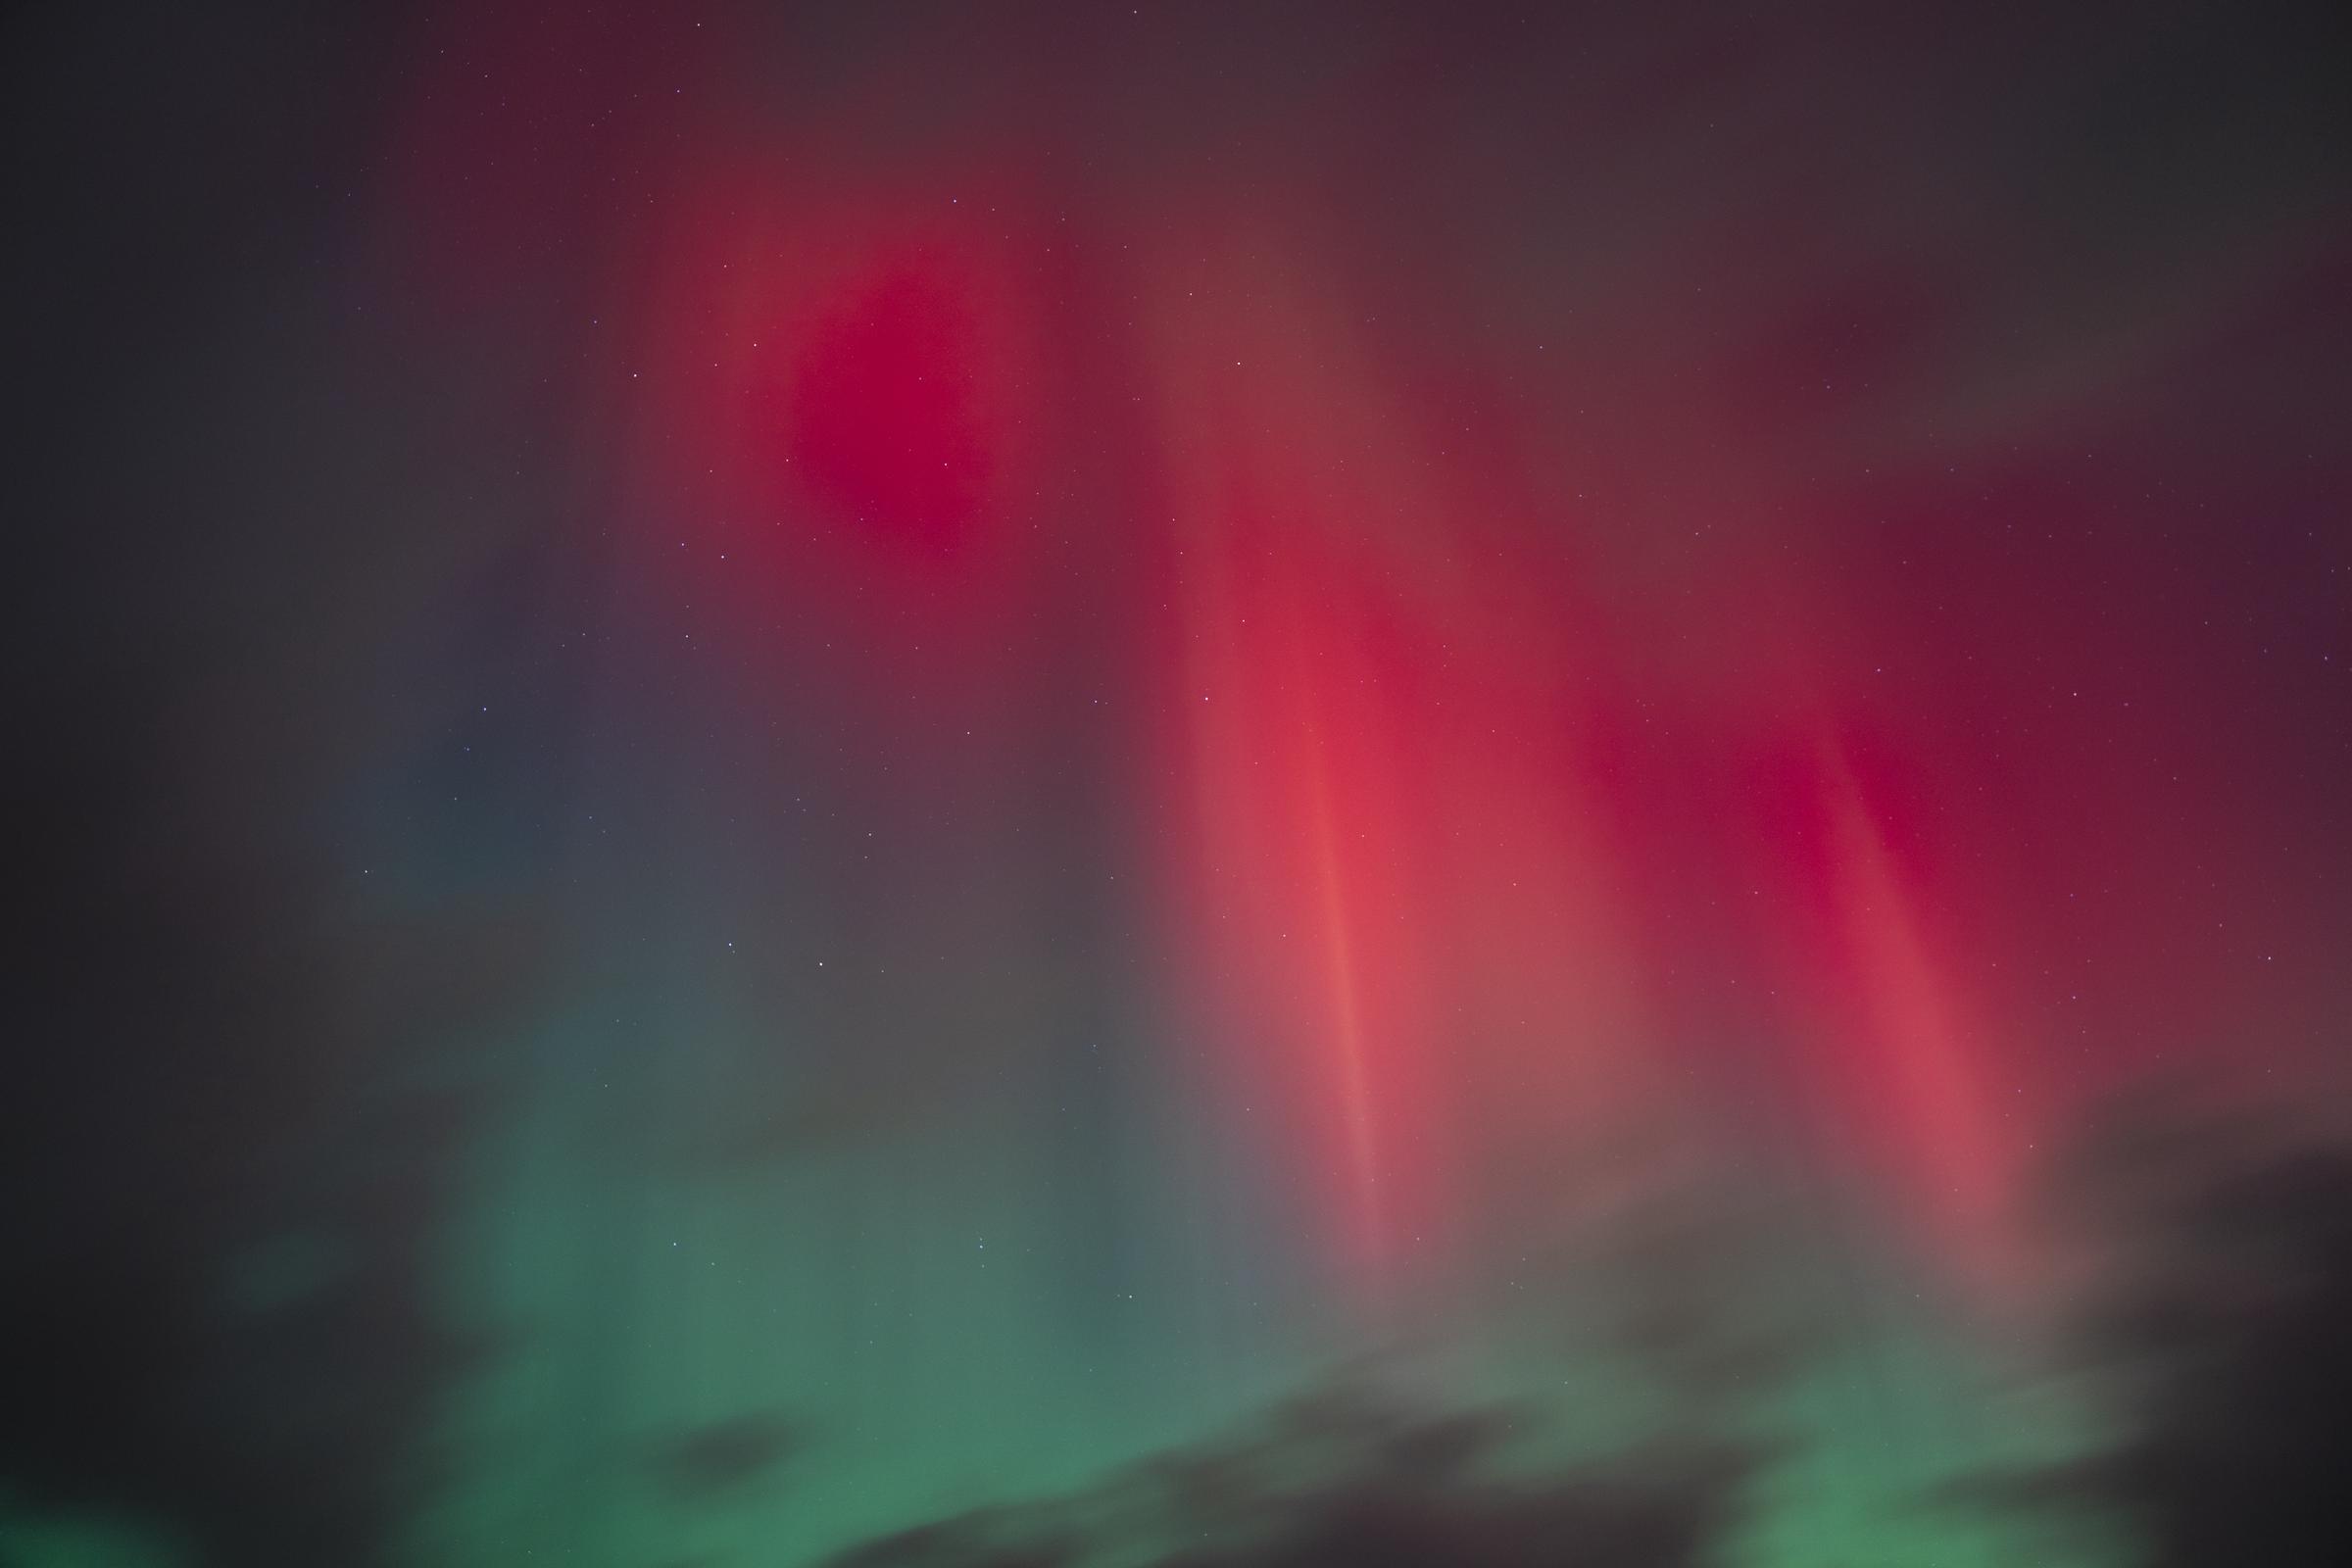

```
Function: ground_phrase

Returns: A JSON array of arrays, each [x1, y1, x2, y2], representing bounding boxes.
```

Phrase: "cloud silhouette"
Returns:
[[650, 1413, 806, 1501], [1980, 1093, 2352, 1566], [823, 1381, 1765, 1568]]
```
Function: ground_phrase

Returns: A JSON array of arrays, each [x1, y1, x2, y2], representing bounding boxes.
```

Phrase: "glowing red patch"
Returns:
[[789, 261, 998, 557]]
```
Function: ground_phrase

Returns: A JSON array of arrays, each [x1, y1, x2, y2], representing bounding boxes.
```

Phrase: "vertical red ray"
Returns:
[[1301, 710, 1387, 1263], [1134, 227, 1673, 1298], [1777, 735, 2022, 1288]]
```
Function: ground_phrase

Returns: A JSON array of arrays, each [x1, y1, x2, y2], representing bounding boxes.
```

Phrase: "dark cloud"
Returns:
[[823, 1382, 1765, 1568], [650, 1413, 806, 1501], [1975, 1092, 2352, 1566], [1, 678, 547, 1564]]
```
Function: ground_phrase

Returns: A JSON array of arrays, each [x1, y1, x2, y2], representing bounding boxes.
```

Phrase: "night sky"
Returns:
[[7, 2, 2352, 1564]]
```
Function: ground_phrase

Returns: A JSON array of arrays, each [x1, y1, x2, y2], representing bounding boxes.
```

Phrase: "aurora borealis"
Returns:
[[8, 1, 2352, 1564]]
